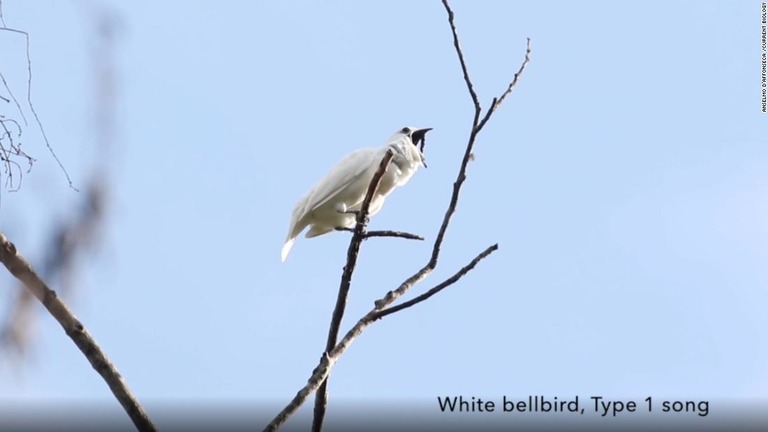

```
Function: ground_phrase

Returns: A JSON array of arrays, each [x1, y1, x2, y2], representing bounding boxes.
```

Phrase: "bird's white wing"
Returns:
[[282, 147, 380, 262], [305, 148, 377, 212]]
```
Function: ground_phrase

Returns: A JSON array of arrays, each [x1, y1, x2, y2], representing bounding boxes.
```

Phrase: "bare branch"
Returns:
[[0, 26, 77, 190], [267, 1, 531, 429], [1, 67, 35, 191], [364, 230, 424, 241], [477, 37, 532, 133], [311, 150, 394, 432], [441, 0, 480, 115], [335, 227, 425, 241], [0, 115, 35, 192], [0, 0, 6, 28], [0, 70, 26, 125], [263, 244, 497, 432], [1, 3, 116, 365], [492, 38, 532, 111], [373, 244, 498, 320], [0, 232, 157, 432]]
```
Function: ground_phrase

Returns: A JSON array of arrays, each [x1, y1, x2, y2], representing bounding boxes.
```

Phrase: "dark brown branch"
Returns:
[[266, 1, 531, 430], [477, 37, 532, 133], [441, 0, 480, 114], [311, 150, 394, 432], [335, 227, 424, 241], [263, 244, 498, 432], [373, 244, 498, 320], [427, 3, 530, 269], [0, 232, 157, 432], [364, 230, 424, 241]]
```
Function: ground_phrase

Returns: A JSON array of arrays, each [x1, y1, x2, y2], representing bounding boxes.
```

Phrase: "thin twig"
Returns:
[[311, 150, 394, 432], [0, 232, 157, 432], [266, 1, 531, 429], [373, 244, 498, 320], [441, 0, 480, 114], [0, 70, 26, 126], [477, 37, 532, 133], [0, 27, 77, 190], [335, 227, 425, 241], [364, 230, 424, 241]]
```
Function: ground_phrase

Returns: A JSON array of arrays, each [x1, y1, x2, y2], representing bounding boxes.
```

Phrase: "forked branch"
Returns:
[[372, 243, 498, 320], [266, 1, 531, 430], [264, 244, 497, 432]]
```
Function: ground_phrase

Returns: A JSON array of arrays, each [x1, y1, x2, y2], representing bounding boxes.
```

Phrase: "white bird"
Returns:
[[281, 126, 431, 262]]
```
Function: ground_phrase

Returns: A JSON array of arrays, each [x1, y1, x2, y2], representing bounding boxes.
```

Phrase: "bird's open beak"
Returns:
[[412, 128, 432, 148], [412, 128, 432, 168]]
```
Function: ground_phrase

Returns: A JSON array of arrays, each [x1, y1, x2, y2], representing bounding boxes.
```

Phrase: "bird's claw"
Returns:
[[342, 209, 367, 222]]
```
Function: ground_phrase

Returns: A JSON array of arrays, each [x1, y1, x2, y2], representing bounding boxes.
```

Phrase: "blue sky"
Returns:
[[0, 0, 766, 429]]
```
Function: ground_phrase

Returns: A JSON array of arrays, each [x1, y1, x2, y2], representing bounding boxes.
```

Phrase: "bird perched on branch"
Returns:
[[281, 126, 432, 262]]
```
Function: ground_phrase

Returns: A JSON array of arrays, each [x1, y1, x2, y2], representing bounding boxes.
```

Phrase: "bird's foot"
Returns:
[[344, 209, 369, 223], [334, 203, 369, 224]]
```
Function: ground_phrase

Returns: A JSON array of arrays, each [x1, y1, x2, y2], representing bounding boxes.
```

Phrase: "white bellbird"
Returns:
[[281, 126, 431, 262]]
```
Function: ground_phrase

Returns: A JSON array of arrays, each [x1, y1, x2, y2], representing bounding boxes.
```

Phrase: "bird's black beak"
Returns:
[[411, 127, 432, 164], [411, 128, 432, 149], [411, 128, 431, 168]]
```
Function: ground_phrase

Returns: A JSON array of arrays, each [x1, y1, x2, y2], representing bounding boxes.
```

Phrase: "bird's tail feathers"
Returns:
[[281, 213, 304, 262], [281, 237, 296, 263], [281, 197, 310, 262]]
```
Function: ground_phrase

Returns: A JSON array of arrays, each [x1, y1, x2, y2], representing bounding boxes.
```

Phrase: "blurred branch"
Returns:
[[0, 7, 148, 430], [0, 4, 119, 362], [1, 181, 105, 357], [267, 1, 530, 430], [0, 288, 34, 362], [0, 232, 157, 432], [311, 150, 394, 431]]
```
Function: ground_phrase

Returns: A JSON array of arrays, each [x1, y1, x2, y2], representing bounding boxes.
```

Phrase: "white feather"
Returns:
[[281, 126, 429, 262]]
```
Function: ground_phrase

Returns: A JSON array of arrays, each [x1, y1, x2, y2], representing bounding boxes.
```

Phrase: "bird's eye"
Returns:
[[400, 127, 411, 134]]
